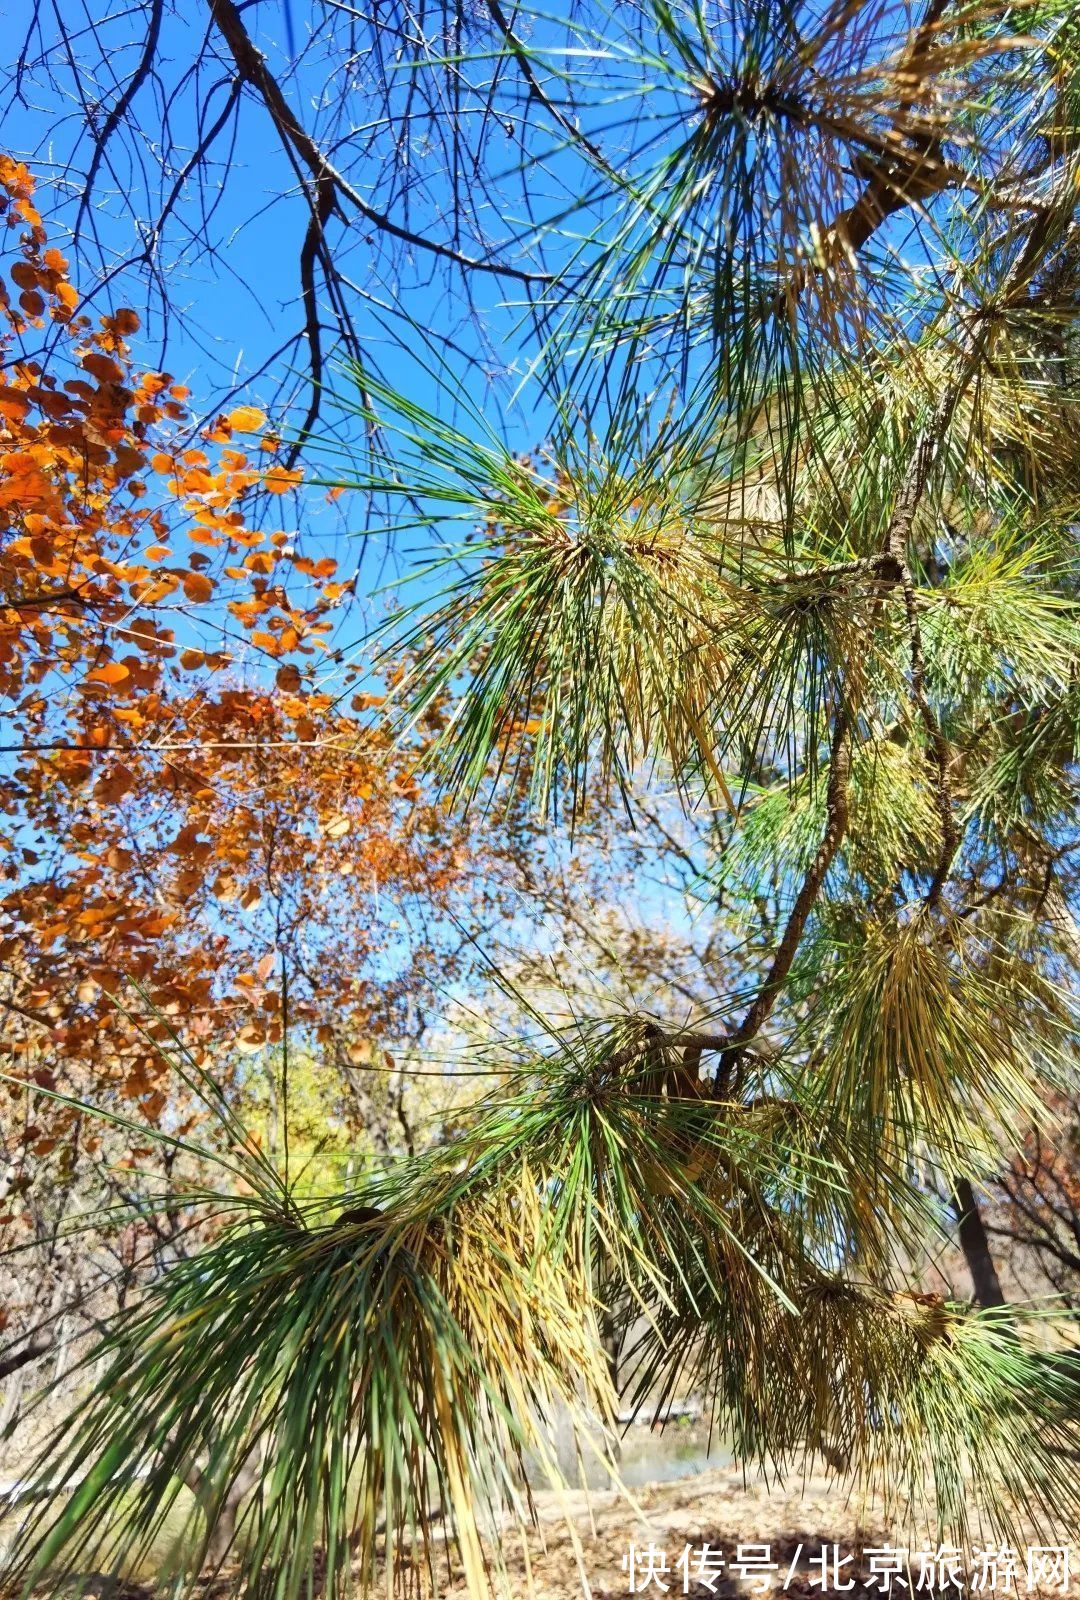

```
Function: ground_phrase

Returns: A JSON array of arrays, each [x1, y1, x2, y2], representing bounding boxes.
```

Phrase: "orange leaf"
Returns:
[[182, 571, 214, 603], [263, 465, 303, 496], [86, 661, 130, 686], [227, 405, 267, 433], [93, 764, 135, 803]]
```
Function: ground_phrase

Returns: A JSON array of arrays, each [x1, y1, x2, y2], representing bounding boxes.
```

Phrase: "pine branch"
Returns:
[[704, 335, 991, 1088], [827, 0, 957, 257], [711, 705, 853, 1095], [902, 569, 960, 909]]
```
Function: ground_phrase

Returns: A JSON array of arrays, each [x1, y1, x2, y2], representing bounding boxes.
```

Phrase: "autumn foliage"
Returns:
[[0, 158, 478, 1207]]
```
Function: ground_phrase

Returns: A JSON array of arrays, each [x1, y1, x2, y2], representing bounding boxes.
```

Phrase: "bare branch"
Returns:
[[206, 0, 550, 287]]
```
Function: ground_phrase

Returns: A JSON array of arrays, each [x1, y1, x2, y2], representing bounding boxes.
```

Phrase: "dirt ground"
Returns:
[[439, 1466, 1079, 1600], [3, 1459, 1076, 1599]]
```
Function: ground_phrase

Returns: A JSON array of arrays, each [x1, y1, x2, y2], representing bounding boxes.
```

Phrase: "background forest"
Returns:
[[2, 0, 1080, 1595]]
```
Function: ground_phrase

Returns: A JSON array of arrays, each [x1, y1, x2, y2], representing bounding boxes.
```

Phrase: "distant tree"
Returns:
[[986, 1092, 1080, 1307], [0, 155, 503, 1402]]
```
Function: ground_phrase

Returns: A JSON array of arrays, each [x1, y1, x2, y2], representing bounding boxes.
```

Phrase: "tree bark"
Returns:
[[184, 1447, 262, 1572], [953, 1176, 1007, 1309]]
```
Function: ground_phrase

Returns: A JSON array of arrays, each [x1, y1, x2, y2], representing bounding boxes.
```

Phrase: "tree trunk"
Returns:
[[953, 1177, 1007, 1309], [185, 1447, 261, 1572]]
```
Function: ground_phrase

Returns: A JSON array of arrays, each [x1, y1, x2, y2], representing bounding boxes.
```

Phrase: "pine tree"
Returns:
[[5, 2, 1080, 1595]]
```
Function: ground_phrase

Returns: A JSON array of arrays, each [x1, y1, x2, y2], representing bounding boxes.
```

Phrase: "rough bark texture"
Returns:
[[953, 1176, 1008, 1309]]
